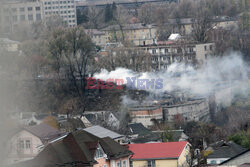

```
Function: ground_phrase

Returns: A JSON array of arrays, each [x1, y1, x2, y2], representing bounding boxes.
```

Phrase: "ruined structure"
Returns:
[[128, 96, 210, 127]]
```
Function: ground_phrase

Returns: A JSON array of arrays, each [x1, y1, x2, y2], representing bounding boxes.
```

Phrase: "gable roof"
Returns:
[[207, 141, 248, 159], [128, 123, 151, 135], [72, 130, 132, 159], [128, 141, 188, 160], [83, 125, 123, 139], [17, 130, 132, 167], [220, 149, 250, 165], [24, 123, 64, 143]]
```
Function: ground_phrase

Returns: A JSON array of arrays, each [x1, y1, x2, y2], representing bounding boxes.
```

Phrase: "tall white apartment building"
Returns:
[[0, 0, 76, 33], [41, 0, 77, 27]]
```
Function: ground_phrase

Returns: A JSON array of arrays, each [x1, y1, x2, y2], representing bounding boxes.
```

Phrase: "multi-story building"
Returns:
[[195, 43, 215, 65], [103, 39, 215, 71], [142, 40, 198, 71], [41, 0, 76, 27], [102, 23, 157, 46], [0, 0, 44, 32], [85, 29, 108, 47], [0, 0, 76, 33]]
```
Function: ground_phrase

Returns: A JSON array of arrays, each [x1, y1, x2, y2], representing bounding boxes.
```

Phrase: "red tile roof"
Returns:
[[128, 141, 188, 160]]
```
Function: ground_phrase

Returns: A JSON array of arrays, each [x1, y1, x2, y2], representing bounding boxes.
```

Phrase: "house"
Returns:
[[128, 123, 161, 144], [15, 130, 132, 167], [206, 141, 248, 165], [82, 111, 121, 130], [105, 112, 121, 129], [128, 141, 191, 167], [153, 129, 189, 142], [83, 125, 126, 144], [220, 149, 250, 167], [6, 123, 66, 165]]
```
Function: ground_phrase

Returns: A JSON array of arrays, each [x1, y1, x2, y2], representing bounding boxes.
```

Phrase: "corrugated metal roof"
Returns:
[[83, 125, 123, 139]]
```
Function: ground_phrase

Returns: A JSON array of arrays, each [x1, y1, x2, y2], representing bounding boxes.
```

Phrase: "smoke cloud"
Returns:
[[94, 52, 249, 101]]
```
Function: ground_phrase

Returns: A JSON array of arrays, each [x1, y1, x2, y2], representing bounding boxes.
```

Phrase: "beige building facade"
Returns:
[[0, 0, 76, 33]]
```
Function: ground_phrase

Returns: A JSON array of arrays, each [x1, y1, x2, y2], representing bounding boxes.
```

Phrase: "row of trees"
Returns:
[[77, 0, 247, 29]]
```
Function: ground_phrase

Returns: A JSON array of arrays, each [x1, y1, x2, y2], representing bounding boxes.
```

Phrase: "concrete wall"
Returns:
[[178, 143, 191, 167], [195, 43, 215, 65], [94, 158, 110, 167], [130, 107, 163, 127], [163, 99, 210, 122], [105, 26, 157, 46]]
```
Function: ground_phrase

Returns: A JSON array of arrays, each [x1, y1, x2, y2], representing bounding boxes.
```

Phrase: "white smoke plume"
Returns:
[[94, 52, 249, 99]]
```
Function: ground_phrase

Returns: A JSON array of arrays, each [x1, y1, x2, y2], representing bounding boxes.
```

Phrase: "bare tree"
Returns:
[[138, 4, 156, 24], [87, 6, 104, 28], [191, 5, 212, 42], [48, 27, 96, 113], [98, 47, 152, 72]]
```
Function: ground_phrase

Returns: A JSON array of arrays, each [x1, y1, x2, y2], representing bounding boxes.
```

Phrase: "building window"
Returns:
[[122, 160, 127, 167], [204, 45, 207, 51], [26, 140, 30, 149], [28, 14, 33, 21], [27, 7, 33, 11], [95, 145, 104, 159], [5, 16, 9, 21], [20, 7, 25, 12], [12, 8, 17, 12], [36, 7, 40, 11], [117, 162, 121, 167], [152, 49, 156, 54], [147, 160, 155, 167], [12, 16, 18, 22], [19, 140, 24, 149], [36, 14, 41, 20], [209, 45, 213, 50], [210, 160, 217, 164], [129, 161, 133, 167], [20, 15, 25, 21]]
